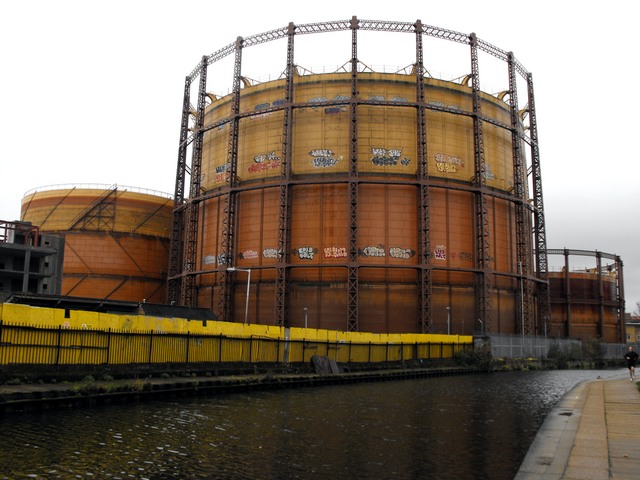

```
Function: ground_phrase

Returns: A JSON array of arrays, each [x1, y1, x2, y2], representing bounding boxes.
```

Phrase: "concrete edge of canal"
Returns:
[[0, 365, 485, 413]]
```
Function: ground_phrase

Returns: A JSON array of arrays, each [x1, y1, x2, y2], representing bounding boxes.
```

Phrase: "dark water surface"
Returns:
[[0, 369, 624, 479]]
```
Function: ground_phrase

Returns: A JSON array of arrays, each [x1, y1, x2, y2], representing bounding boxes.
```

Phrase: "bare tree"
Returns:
[[634, 301, 640, 317]]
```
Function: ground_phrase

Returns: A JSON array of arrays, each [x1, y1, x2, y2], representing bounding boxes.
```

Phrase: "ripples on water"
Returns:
[[0, 369, 624, 479]]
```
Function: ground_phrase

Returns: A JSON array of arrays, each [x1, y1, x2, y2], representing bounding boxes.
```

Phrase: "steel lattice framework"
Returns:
[[546, 249, 625, 342], [167, 17, 550, 334]]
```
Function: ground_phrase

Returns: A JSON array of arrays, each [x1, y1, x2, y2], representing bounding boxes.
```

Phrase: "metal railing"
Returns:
[[0, 321, 471, 367]]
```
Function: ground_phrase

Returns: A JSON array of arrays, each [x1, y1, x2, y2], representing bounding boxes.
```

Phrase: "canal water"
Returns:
[[0, 369, 624, 479]]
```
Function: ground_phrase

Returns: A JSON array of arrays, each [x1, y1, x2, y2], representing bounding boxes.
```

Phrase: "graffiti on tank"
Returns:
[[389, 247, 415, 259], [435, 153, 464, 173], [325, 107, 344, 115], [308, 96, 328, 109], [309, 149, 341, 168], [214, 162, 232, 183], [262, 248, 282, 259], [390, 96, 408, 103], [459, 251, 473, 262], [217, 253, 230, 266], [359, 245, 386, 257], [368, 95, 385, 101], [255, 102, 270, 110], [272, 99, 286, 107], [482, 165, 496, 180], [248, 151, 281, 174], [324, 246, 348, 258], [239, 250, 259, 260], [434, 245, 447, 261], [203, 255, 216, 266], [292, 246, 318, 260], [428, 101, 445, 108], [333, 95, 350, 102], [370, 147, 411, 167]]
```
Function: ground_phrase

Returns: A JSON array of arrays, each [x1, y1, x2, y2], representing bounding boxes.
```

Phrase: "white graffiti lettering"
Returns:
[[370, 147, 411, 167], [262, 248, 281, 259], [434, 153, 464, 173], [297, 246, 316, 260], [389, 247, 415, 259], [324, 246, 348, 258], [240, 250, 259, 260], [390, 96, 408, 103], [309, 149, 340, 168], [368, 95, 384, 101], [359, 245, 386, 257], [203, 255, 216, 265]]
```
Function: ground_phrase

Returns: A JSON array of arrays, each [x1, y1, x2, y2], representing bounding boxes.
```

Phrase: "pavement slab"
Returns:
[[516, 372, 640, 480]]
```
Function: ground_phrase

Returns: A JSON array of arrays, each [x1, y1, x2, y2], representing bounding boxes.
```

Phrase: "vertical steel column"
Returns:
[[275, 24, 296, 328], [180, 57, 208, 307], [508, 53, 532, 335], [218, 37, 244, 321], [415, 20, 432, 333], [470, 33, 492, 333], [527, 73, 551, 334], [347, 16, 360, 332], [564, 249, 572, 337], [616, 256, 626, 343], [596, 252, 604, 338], [167, 77, 192, 304]]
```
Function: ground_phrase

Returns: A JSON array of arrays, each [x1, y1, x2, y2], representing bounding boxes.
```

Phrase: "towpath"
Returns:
[[516, 373, 640, 480]]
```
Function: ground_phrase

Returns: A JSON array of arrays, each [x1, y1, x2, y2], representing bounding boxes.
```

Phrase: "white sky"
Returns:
[[1, 1, 639, 313]]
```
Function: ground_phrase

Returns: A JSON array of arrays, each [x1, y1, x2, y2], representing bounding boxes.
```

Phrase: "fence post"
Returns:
[[186, 331, 190, 364], [106, 328, 111, 365], [55, 325, 62, 365], [148, 330, 154, 364]]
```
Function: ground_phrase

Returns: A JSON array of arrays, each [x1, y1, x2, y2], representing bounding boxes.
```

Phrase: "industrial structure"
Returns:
[[20, 185, 173, 303], [547, 249, 625, 343], [167, 17, 550, 336], [0, 220, 64, 296]]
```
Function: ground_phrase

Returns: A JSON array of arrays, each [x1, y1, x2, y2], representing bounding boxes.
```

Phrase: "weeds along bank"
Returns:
[[0, 302, 473, 382]]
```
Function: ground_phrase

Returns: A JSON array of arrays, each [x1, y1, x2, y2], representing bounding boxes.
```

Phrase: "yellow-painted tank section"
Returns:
[[195, 72, 523, 333], [20, 186, 173, 303]]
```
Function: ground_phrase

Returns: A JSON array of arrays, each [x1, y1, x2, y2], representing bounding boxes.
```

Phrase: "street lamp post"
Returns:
[[446, 306, 451, 335], [304, 307, 308, 328], [227, 267, 251, 324]]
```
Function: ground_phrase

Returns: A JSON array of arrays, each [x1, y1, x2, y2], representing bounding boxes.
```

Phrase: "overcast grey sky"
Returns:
[[1, 1, 638, 313]]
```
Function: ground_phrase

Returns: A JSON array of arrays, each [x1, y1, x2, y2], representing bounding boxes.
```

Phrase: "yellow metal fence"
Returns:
[[0, 321, 471, 367]]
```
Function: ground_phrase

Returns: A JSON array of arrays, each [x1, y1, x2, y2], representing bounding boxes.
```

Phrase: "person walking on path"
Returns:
[[624, 345, 639, 381]]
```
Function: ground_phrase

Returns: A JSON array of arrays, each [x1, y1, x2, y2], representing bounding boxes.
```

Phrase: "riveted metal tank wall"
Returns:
[[170, 19, 547, 336], [547, 249, 625, 343], [21, 185, 173, 303]]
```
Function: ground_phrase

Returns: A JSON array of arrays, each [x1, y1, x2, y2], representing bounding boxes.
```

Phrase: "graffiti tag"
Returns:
[[371, 147, 411, 167], [324, 246, 347, 258], [359, 245, 386, 257], [309, 149, 341, 168], [434, 245, 446, 260], [389, 247, 415, 259]]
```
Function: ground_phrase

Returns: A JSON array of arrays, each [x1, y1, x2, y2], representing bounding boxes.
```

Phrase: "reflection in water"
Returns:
[[0, 369, 623, 479]]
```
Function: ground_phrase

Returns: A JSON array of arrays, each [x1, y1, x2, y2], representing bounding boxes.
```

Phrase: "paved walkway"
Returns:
[[516, 373, 640, 480]]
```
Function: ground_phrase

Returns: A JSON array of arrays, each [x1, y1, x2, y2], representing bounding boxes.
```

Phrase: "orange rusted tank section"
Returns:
[[548, 270, 622, 343], [193, 72, 528, 334], [21, 185, 173, 303]]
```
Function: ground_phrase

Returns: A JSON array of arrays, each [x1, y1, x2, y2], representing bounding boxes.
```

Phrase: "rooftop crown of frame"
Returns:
[[186, 17, 529, 84]]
